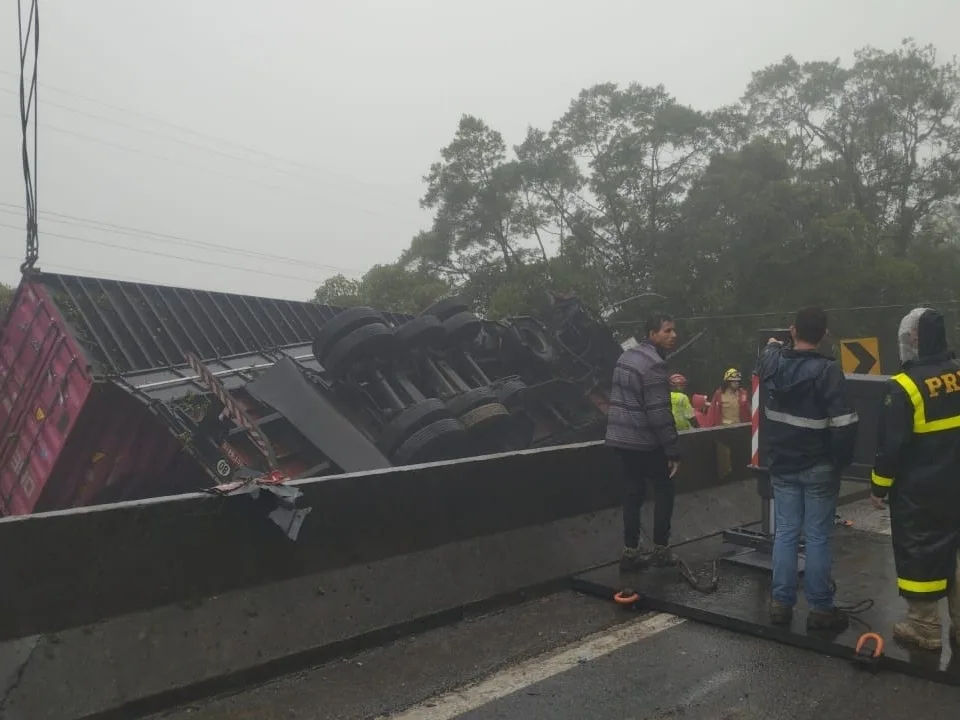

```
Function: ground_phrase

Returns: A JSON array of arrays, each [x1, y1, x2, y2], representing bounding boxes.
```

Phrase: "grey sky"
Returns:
[[2, 0, 958, 301]]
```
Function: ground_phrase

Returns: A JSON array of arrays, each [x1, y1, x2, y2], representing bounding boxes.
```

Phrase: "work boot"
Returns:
[[650, 545, 679, 568], [620, 547, 648, 572], [893, 620, 942, 651], [806, 607, 849, 633], [769, 600, 793, 626]]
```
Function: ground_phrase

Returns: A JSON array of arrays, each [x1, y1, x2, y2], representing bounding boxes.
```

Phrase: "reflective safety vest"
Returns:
[[670, 391, 695, 431], [872, 354, 960, 600]]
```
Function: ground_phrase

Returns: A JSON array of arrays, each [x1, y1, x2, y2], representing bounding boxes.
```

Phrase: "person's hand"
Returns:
[[668, 460, 680, 478], [870, 494, 886, 510], [767, 337, 783, 345]]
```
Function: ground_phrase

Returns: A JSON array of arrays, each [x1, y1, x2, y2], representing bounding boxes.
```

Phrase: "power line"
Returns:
[[0, 252, 153, 284], [610, 301, 960, 325], [0, 70, 403, 198], [0, 111, 402, 221], [0, 86, 408, 203], [0, 222, 327, 285], [0, 202, 362, 275], [16, 0, 39, 272]]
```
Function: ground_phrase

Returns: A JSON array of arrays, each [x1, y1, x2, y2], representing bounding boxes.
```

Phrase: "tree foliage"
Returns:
[[0, 282, 13, 317], [315, 37, 960, 389]]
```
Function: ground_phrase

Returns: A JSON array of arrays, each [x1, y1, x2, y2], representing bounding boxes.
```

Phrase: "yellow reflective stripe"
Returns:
[[891, 373, 960, 433], [892, 373, 924, 427], [897, 577, 948, 594], [871, 471, 893, 488]]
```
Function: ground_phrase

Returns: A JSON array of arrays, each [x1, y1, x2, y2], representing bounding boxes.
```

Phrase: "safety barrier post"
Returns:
[[721, 329, 797, 573]]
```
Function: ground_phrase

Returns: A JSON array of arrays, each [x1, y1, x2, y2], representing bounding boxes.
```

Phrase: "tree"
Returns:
[[313, 273, 363, 307], [359, 264, 451, 315], [744, 39, 960, 256], [413, 115, 530, 275], [313, 265, 452, 315], [545, 82, 723, 305], [0, 282, 13, 316]]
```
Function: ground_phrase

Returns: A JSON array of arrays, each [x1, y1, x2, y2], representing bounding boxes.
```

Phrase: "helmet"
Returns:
[[723, 368, 741, 383], [669, 373, 687, 388]]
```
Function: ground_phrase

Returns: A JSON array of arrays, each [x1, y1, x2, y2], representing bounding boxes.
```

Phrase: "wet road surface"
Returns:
[[151, 500, 959, 719]]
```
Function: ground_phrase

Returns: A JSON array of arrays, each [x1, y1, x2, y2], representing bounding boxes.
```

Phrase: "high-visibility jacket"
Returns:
[[670, 391, 695, 431], [872, 352, 960, 600]]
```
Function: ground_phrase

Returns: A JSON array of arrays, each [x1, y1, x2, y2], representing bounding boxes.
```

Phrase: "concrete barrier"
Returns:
[[0, 425, 752, 719]]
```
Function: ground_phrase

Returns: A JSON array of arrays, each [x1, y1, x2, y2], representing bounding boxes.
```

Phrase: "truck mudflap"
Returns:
[[245, 358, 391, 474]]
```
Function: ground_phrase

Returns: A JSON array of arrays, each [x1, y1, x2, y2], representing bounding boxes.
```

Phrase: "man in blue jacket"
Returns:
[[606, 313, 681, 571], [758, 307, 859, 631]]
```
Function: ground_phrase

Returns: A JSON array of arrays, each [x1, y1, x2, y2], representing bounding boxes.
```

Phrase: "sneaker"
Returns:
[[893, 620, 942, 650], [806, 607, 849, 633], [650, 545, 679, 568], [769, 600, 793, 626], [620, 547, 648, 572]]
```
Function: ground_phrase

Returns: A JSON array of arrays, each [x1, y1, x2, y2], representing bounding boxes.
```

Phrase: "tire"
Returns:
[[421, 295, 471, 322], [322, 323, 394, 377], [445, 386, 499, 417], [459, 402, 510, 431], [507, 317, 557, 364], [392, 417, 467, 465], [493, 378, 528, 408], [394, 315, 446, 349], [377, 399, 451, 456], [443, 311, 482, 345], [313, 307, 386, 361]]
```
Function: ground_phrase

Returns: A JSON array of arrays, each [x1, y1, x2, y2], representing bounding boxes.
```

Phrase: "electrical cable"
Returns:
[[0, 203, 362, 275], [610, 301, 960, 326], [16, 0, 39, 273], [0, 69, 399, 197], [0, 222, 326, 285], [0, 111, 401, 220], [0, 86, 409, 204]]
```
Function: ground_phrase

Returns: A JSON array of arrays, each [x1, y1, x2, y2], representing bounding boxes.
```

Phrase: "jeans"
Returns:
[[617, 448, 675, 548], [771, 463, 841, 612]]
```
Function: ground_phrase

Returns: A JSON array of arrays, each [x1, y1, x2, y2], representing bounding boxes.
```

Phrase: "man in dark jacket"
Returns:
[[758, 307, 859, 631], [871, 307, 960, 651], [606, 313, 680, 570]]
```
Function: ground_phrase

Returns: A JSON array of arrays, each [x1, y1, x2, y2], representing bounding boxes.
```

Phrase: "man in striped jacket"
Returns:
[[605, 313, 681, 571]]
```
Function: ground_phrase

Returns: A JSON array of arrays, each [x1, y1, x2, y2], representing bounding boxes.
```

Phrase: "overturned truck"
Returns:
[[0, 273, 623, 516]]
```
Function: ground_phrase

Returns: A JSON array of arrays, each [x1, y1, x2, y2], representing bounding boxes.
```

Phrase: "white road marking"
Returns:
[[383, 613, 685, 719]]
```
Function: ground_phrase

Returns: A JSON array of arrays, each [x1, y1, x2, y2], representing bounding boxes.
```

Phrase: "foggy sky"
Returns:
[[1, 0, 958, 301]]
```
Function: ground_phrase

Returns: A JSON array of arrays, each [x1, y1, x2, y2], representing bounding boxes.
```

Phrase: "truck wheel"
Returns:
[[494, 378, 528, 409], [420, 295, 471, 322], [392, 417, 467, 465], [313, 307, 386, 361], [508, 318, 557, 364], [377, 399, 450, 456], [459, 402, 510, 432], [395, 315, 446, 349], [445, 386, 498, 417], [322, 323, 394, 377], [443, 311, 483, 345]]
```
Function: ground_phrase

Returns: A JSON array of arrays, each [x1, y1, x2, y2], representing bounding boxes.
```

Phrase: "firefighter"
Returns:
[[705, 369, 751, 426], [669, 374, 698, 431], [871, 307, 960, 650]]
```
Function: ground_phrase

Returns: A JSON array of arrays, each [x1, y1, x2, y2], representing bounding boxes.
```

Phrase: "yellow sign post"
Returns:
[[840, 337, 881, 375]]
